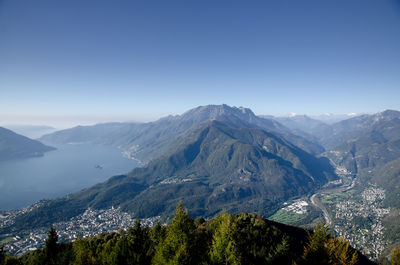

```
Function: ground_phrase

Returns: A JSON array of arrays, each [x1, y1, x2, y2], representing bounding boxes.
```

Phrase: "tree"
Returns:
[[152, 202, 201, 265], [325, 237, 358, 265], [3, 256, 21, 265], [300, 224, 330, 265], [110, 234, 130, 265], [43, 227, 59, 265], [150, 222, 166, 247], [209, 213, 239, 265], [126, 220, 153, 265], [0, 246, 5, 265], [392, 246, 400, 265], [298, 224, 358, 265], [72, 238, 92, 265]]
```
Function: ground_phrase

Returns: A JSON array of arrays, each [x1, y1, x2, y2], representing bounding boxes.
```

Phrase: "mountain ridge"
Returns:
[[0, 127, 55, 161], [40, 104, 325, 163], [7, 119, 336, 232]]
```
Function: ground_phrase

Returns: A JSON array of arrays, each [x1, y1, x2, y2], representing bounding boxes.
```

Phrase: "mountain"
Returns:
[[40, 104, 325, 163], [0, 127, 55, 161], [310, 113, 361, 124], [322, 110, 400, 173], [316, 110, 400, 254], [7, 120, 336, 232], [267, 114, 332, 141], [2, 125, 57, 139]]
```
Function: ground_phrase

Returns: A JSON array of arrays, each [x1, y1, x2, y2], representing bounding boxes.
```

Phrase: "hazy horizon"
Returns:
[[1, 1, 399, 128], [0, 103, 388, 130]]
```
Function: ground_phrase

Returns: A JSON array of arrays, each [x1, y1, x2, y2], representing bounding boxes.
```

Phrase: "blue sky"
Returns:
[[1, 0, 399, 127]]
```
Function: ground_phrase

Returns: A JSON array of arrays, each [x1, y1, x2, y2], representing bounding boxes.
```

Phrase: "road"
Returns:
[[309, 176, 357, 226]]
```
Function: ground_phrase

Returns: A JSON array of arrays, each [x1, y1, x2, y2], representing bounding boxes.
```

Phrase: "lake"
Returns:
[[0, 144, 139, 210]]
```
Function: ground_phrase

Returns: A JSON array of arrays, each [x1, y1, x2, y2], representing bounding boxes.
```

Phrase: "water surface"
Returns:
[[0, 144, 139, 210]]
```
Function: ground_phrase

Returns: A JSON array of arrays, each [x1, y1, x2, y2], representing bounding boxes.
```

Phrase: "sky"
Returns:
[[1, 0, 399, 128]]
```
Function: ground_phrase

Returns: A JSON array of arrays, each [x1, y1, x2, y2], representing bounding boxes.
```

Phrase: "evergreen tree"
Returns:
[[298, 224, 358, 265], [265, 236, 290, 264], [43, 227, 59, 265], [0, 246, 5, 265], [110, 234, 130, 265], [300, 224, 330, 264], [100, 235, 120, 265], [3, 256, 21, 265], [392, 246, 400, 265], [209, 213, 239, 265], [72, 237, 92, 265], [325, 237, 358, 265], [127, 220, 153, 265], [150, 222, 166, 247], [152, 202, 201, 265]]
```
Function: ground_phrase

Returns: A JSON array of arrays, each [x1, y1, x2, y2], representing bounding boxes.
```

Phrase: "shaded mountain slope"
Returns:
[[121, 120, 335, 218], [316, 110, 400, 256], [40, 104, 324, 163], [266, 114, 331, 143], [324, 110, 400, 174], [0, 127, 55, 161], [314, 110, 400, 150], [8, 120, 336, 232]]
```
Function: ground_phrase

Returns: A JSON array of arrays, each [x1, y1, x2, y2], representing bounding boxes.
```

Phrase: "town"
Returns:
[[0, 203, 159, 256], [327, 185, 390, 260]]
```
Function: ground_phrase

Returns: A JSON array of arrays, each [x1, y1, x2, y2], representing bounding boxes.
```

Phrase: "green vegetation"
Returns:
[[5, 120, 336, 235], [296, 224, 359, 265], [269, 209, 306, 224], [0, 239, 13, 245], [269, 207, 323, 229], [40, 104, 324, 163], [392, 246, 400, 265], [1, 205, 373, 265]]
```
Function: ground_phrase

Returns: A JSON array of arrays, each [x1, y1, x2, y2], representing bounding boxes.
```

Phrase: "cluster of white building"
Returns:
[[332, 186, 389, 260], [2, 206, 160, 256]]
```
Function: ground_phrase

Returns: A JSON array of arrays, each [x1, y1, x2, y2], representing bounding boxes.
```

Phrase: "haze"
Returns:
[[1, 0, 399, 128]]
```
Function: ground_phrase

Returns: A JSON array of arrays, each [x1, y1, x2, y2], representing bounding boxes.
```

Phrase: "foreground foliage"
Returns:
[[1, 204, 371, 265]]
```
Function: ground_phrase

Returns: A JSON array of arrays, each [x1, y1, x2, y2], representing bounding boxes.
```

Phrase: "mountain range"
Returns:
[[40, 105, 324, 163], [9, 115, 337, 231], [0, 127, 55, 161], [2, 105, 400, 261], [2, 125, 56, 139]]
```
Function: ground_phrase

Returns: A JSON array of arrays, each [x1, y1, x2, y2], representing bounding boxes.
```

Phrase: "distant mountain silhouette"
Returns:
[[0, 127, 55, 161], [40, 104, 324, 164]]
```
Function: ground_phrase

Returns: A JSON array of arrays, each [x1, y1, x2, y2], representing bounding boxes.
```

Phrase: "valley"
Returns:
[[270, 161, 393, 261], [2, 1, 399, 263], [1, 105, 400, 263]]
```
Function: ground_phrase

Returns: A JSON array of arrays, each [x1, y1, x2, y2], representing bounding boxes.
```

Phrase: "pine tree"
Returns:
[[209, 213, 239, 265], [3, 256, 21, 265], [152, 202, 199, 265], [72, 237, 92, 265], [325, 237, 358, 265], [110, 234, 130, 265], [392, 246, 400, 265], [43, 227, 59, 265], [298, 224, 358, 265], [0, 246, 5, 265], [301, 224, 330, 264], [127, 220, 153, 265]]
